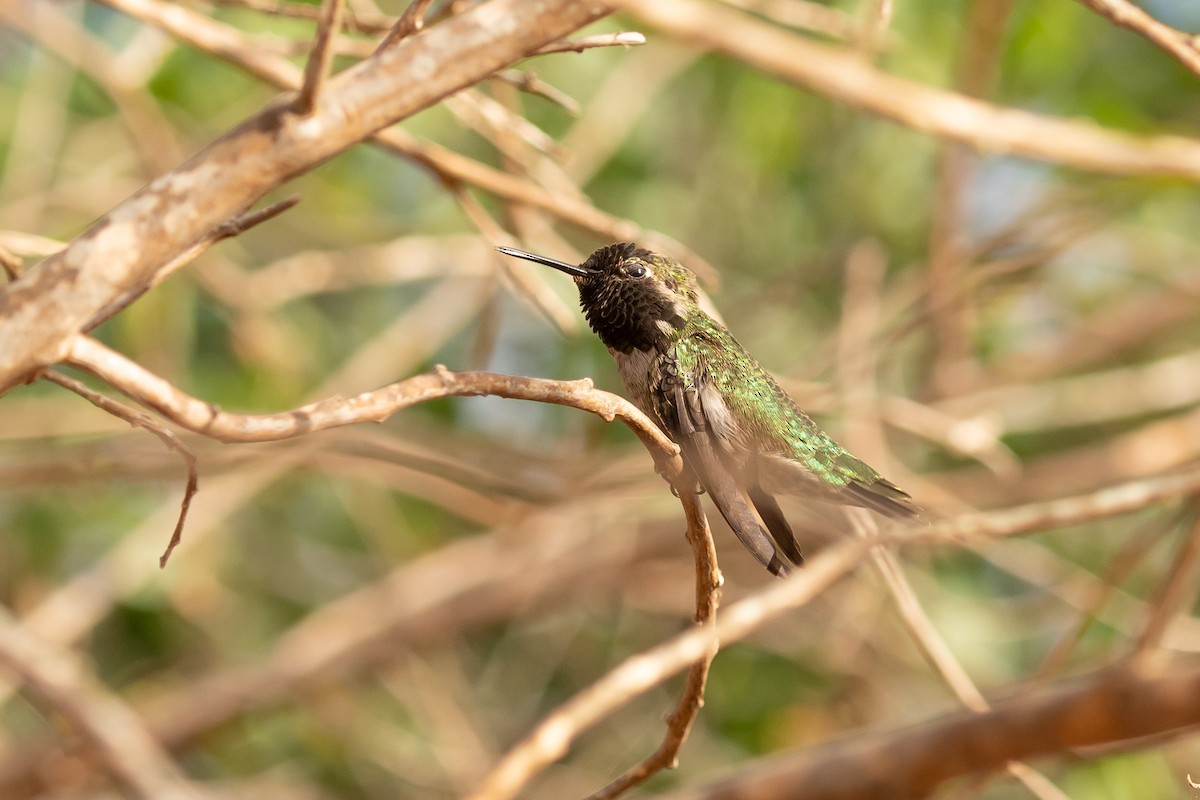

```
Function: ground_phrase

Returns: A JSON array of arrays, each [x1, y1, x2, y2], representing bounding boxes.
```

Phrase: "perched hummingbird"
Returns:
[[498, 242, 919, 576]]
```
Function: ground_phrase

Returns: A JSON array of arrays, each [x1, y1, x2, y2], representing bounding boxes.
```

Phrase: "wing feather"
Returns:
[[661, 379, 789, 575]]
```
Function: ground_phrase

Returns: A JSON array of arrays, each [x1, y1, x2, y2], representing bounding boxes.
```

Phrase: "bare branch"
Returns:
[[493, 69, 582, 116], [0, 230, 63, 258], [0, 0, 614, 393], [658, 663, 1200, 800], [535, 32, 646, 55], [0, 245, 19, 282], [42, 371, 199, 567], [375, 0, 435, 50], [586, 488, 723, 800], [716, 0, 855, 40], [295, 0, 348, 114], [211, 0, 391, 33], [64, 335, 680, 464], [86, 196, 300, 332], [465, 539, 871, 800], [1131, 510, 1200, 666], [620, 0, 1200, 179], [1076, 0, 1200, 78], [915, 465, 1200, 545]]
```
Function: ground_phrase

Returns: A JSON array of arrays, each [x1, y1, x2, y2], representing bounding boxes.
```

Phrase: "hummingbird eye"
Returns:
[[626, 263, 648, 278]]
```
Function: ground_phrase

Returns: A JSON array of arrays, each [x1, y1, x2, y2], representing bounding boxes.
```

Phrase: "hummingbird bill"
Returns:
[[498, 242, 919, 576]]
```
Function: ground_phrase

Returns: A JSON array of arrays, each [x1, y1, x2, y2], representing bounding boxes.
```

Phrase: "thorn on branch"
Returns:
[[215, 196, 302, 239]]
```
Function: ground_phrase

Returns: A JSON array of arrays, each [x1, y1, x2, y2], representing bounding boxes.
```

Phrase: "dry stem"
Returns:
[[659, 662, 1200, 800], [42, 370, 199, 567], [294, 0, 347, 114]]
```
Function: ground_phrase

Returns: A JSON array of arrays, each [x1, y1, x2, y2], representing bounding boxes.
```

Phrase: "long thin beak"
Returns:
[[496, 246, 591, 278]]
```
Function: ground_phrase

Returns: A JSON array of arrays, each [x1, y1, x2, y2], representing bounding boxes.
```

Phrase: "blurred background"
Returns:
[[3, 0, 1200, 797]]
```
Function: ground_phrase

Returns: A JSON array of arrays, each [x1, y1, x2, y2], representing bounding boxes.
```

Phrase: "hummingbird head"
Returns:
[[497, 242, 700, 353]]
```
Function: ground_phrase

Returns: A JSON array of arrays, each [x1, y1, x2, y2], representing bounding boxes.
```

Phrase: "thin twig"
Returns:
[[1030, 512, 1179, 683], [715, 0, 855, 40], [0, 229, 64, 257], [855, 0, 893, 55], [855, 514, 988, 709], [585, 487, 723, 800], [493, 69, 581, 116], [294, 0, 347, 114], [211, 0, 390, 33], [85, 197, 300, 332], [534, 32, 646, 55], [42, 370, 199, 567], [1075, 0, 1200, 78], [1130, 509, 1200, 667], [375, 0, 434, 51], [444, 183, 577, 332], [914, 466, 1200, 545], [465, 539, 872, 800], [445, 89, 570, 163]]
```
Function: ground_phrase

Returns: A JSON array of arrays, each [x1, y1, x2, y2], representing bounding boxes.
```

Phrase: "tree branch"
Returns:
[[620, 0, 1200, 179], [0, 0, 614, 393], [465, 540, 871, 800], [63, 335, 679, 463], [42, 370, 199, 567], [658, 663, 1200, 800], [294, 0, 347, 114], [585, 487, 723, 800], [1075, 0, 1200, 77]]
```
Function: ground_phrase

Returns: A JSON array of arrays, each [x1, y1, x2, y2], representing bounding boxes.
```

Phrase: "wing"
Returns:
[[657, 374, 795, 576], [680, 320, 918, 519], [841, 471, 921, 519]]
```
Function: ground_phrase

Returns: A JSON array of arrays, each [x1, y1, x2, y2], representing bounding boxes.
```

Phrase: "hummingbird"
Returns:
[[498, 242, 919, 576]]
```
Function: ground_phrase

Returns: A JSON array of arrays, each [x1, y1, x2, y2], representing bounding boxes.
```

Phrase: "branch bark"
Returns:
[[658, 663, 1200, 800], [0, 0, 613, 392], [620, 0, 1200, 179], [63, 335, 679, 462]]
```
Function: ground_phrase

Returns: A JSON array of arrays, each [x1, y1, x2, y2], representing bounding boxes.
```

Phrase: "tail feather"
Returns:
[[748, 485, 805, 567], [843, 478, 921, 520]]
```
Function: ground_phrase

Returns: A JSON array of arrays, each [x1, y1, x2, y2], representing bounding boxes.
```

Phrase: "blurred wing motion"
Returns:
[[655, 359, 919, 576], [660, 379, 802, 576]]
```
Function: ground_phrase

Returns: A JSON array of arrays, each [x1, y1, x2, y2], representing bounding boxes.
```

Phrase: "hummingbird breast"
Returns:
[[613, 346, 665, 422], [614, 344, 751, 466]]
